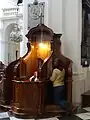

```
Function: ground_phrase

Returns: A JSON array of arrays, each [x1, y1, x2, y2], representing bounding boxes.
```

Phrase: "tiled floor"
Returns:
[[0, 107, 90, 120], [0, 114, 82, 120]]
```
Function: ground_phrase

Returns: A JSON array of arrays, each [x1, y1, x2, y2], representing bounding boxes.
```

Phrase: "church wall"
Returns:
[[62, 0, 90, 105], [62, 0, 82, 104], [0, 0, 21, 64], [0, 12, 23, 65], [48, 0, 65, 53], [48, 0, 63, 33], [48, 0, 82, 72], [0, 0, 14, 63], [48, 0, 90, 105], [0, 0, 17, 18]]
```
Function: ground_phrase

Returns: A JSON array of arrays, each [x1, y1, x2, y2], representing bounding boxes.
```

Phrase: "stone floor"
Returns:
[[0, 107, 90, 120]]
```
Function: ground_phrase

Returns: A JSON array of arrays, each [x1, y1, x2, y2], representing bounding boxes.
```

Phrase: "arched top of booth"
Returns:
[[26, 24, 56, 42]]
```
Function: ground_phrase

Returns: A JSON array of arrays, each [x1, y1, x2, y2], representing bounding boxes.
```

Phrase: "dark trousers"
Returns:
[[54, 85, 66, 110]]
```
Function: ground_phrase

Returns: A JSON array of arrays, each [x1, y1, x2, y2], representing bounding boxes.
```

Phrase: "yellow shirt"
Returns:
[[50, 68, 65, 87]]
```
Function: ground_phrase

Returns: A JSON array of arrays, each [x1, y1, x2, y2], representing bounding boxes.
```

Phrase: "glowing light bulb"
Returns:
[[39, 43, 48, 49], [31, 45, 34, 48], [39, 43, 44, 47]]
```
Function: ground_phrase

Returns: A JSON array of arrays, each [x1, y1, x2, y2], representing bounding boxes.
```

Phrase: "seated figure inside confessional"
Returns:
[[4, 24, 73, 117]]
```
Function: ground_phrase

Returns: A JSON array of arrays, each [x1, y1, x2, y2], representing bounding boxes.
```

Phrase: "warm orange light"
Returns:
[[37, 42, 51, 60], [39, 43, 48, 49], [31, 45, 34, 49], [23, 41, 52, 77]]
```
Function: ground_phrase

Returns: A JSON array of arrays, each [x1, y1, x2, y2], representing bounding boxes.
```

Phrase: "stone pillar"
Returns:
[[0, 27, 8, 65], [20, 0, 28, 57], [62, 0, 82, 72], [0, 45, 1, 61], [62, 0, 84, 104], [48, 0, 83, 104], [48, 0, 63, 33], [48, 0, 65, 53]]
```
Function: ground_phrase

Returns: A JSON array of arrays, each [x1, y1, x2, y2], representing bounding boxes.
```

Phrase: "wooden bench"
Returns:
[[81, 90, 90, 107]]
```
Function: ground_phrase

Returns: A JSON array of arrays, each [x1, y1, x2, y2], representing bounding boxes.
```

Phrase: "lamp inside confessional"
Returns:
[[24, 13, 51, 61], [23, 41, 51, 77], [29, 38, 51, 61], [37, 41, 51, 60], [37, 23, 51, 60], [23, 12, 52, 77]]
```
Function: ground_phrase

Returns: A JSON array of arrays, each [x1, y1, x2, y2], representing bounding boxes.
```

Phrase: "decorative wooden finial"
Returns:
[[40, 13, 44, 24], [33, 0, 38, 5]]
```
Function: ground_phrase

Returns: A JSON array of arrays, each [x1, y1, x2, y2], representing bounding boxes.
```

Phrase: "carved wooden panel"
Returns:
[[0, 62, 7, 104], [28, 2, 45, 30], [12, 80, 45, 115]]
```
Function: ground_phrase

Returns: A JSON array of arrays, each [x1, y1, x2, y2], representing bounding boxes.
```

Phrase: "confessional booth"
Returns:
[[4, 23, 72, 118], [0, 62, 6, 104]]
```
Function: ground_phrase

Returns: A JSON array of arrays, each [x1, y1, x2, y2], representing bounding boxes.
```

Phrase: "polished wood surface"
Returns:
[[12, 80, 45, 116]]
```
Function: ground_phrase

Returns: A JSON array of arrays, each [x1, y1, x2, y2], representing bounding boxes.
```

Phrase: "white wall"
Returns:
[[0, 0, 17, 18], [62, 0, 84, 104], [48, 0, 65, 53], [62, 0, 90, 104], [48, 0, 82, 72], [48, 0, 90, 104], [48, 0, 63, 33], [0, 5, 23, 65], [63, 0, 82, 72], [0, 18, 22, 65], [0, 0, 17, 63]]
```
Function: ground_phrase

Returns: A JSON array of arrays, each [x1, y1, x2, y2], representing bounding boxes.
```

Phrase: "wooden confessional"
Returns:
[[4, 24, 72, 118], [0, 61, 7, 104]]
